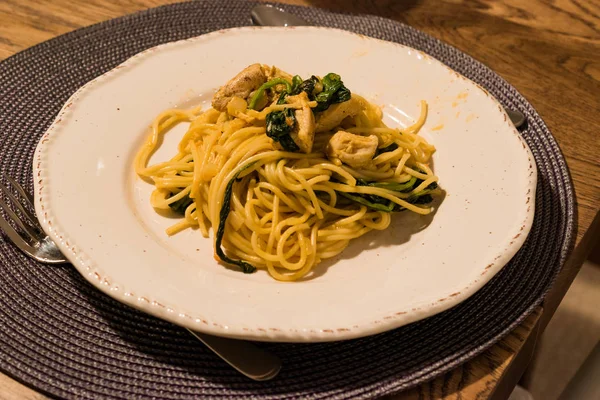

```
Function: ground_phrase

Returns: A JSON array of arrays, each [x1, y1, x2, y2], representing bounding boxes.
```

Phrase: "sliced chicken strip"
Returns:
[[326, 130, 379, 168], [212, 64, 267, 111], [286, 92, 316, 153], [315, 95, 365, 133]]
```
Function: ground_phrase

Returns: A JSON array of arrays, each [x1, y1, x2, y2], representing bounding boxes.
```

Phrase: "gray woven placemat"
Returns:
[[0, 1, 575, 399]]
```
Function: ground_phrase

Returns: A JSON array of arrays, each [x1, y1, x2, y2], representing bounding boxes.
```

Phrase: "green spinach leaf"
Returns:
[[334, 178, 437, 212], [215, 163, 257, 273], [265, 93, 300, 152], [168, 193, 193, 215], [314, 73, 351, 112], [374, 143, 399, 157]]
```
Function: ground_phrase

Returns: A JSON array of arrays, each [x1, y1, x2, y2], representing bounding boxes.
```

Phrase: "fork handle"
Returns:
[[186, 329, 281, 381]]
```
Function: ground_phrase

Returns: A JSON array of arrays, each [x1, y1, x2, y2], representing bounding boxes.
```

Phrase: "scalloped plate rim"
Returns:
[[33, 26, 537, 342]]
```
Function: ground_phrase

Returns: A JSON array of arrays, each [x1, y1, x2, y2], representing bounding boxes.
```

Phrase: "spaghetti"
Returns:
[[135, 64, 439, 281]]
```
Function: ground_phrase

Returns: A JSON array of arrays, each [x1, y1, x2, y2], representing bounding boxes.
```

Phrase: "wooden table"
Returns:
[[0, 1, 598, 399]]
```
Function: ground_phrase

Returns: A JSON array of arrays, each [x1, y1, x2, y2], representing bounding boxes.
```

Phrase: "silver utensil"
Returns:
[[251, 5, 527, 129], [505, 108, 526, 128], [0, 177, 281, 381], [251, 4, 311, 27], [0, 177, 68, 264]]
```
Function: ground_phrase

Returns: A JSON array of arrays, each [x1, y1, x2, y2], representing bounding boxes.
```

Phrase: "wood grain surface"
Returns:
[[390, 308, 542, 400], [0, 0, 598, 399]]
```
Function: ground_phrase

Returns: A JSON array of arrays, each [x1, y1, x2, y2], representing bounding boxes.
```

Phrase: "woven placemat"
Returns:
[[0, 1, 575, 399]]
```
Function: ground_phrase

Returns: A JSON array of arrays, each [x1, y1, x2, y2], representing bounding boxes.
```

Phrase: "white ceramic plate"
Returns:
[[33, 27, 536, 342]]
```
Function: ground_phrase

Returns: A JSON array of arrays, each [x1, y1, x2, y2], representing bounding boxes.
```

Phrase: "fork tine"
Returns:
[[6, 176, 36, 211], [2, 179, 43, 232], [0, 196, 43, 242], [0, 211, 39, 258]]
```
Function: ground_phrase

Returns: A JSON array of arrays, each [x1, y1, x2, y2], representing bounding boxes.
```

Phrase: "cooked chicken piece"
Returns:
[[212, 64, 267, 111], [326, 130, 379, 168], [315, 95, 365, 133], [286, 92, 315, 153], [226, 96, 248, 115]]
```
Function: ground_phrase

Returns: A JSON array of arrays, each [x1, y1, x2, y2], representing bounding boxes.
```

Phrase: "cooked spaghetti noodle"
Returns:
[[135, 64, 439, 281]]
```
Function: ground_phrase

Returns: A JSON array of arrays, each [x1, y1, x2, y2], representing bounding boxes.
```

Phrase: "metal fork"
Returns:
[[0, 177, 281, 381], [0, 177, 67, 264]]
